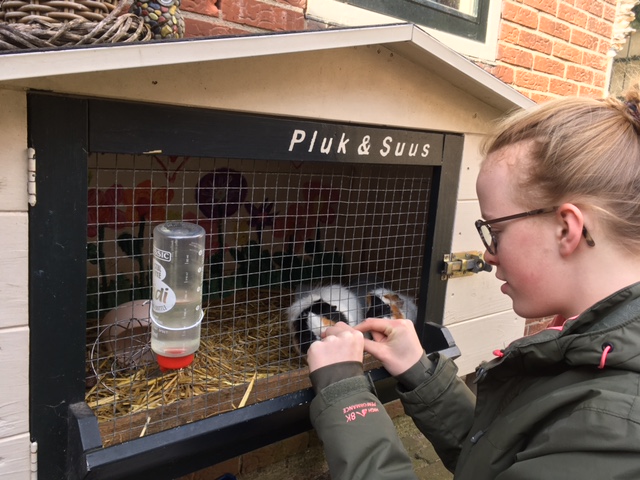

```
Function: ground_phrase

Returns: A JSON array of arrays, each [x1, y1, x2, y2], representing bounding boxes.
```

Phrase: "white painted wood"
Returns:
[[1, 46, 505, 135], [0, 327, 29, 439], [0, 213, 28, 329], [0, 26, 533, 113], [450, 311, 525, 376], [458, 134, 485, 201], [0, 90, 28, 212], [0, 433, 30, 480]]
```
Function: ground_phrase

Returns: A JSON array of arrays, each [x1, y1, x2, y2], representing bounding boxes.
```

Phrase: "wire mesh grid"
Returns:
[[84, 153, 433, 446]]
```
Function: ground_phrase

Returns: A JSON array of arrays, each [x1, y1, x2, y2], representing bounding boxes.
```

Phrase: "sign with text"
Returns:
[[91, 100, 447, 165]]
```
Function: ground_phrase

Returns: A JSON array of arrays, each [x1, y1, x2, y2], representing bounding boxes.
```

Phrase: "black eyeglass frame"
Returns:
[[475, 206, 595, 255]]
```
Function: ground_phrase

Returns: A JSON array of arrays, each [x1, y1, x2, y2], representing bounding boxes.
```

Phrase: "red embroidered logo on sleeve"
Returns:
[[343, 402, 380, 423]]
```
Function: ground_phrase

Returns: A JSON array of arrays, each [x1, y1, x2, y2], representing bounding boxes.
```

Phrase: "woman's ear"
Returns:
[[556, 203, 585, 256]]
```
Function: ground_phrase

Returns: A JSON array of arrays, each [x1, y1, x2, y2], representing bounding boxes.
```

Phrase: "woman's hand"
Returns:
[[307, 322, 365, 373], [354, 318, 424, 377]]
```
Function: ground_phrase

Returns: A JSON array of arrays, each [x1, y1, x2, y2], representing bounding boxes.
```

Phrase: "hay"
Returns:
[[86, 289, 301, 425]]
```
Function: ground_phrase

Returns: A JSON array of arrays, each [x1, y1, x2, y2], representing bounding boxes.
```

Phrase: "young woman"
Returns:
[[307, 89, 640, 479]]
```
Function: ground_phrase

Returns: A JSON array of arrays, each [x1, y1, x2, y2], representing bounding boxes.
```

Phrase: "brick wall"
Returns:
[[176, 0, 619, 102], [480, 0, 616, 102], [179, 0, 315, 38]]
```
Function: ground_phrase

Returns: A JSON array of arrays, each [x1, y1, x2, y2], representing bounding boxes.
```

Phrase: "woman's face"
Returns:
[[476, 143, 564, 319]]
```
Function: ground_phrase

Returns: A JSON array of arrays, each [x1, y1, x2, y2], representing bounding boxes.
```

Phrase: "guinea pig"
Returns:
[[364, 288, 418, 323], [287, 284, 364, 355]]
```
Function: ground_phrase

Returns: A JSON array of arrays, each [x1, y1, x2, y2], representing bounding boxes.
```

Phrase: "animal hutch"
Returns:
[[0, 24, 533, 479]]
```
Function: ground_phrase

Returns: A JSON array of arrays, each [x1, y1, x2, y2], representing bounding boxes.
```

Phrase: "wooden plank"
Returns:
[[449, 311, 525, 376], [0, 433, 30, 480], [0, 327, 29, 439], [457, 133, 485, 201], [0, 213, 28, 329], [0, 89, 27, 213], [97, 356, 383, 447], [445, 200, 513, 323]]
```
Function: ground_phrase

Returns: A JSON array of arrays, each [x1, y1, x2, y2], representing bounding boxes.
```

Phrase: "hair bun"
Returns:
[[625, 100, 640, 124]]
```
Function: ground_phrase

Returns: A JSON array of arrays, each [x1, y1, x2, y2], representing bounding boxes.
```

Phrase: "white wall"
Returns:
[[0, 89, 31, 479]]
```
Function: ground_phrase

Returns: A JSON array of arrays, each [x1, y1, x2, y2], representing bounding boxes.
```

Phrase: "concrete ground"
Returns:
[[185, 405, 452, 480]]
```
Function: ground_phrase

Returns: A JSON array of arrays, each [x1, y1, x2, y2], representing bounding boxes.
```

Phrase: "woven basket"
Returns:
[[0, 0, 152, 50], [0, 0, 119, 23]]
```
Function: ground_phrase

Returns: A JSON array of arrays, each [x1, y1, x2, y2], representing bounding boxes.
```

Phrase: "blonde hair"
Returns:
[[482, 86, 640, 252]]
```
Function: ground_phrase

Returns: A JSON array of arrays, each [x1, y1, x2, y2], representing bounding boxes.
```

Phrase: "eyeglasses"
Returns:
[[475, 206, 596, 255]]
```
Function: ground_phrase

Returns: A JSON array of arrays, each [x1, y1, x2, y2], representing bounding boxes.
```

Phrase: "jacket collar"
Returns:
[[478, 282, 640, 379]]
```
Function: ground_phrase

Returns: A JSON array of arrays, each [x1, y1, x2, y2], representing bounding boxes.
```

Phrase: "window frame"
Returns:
[[306, 0, 501, 61], [336, 0, 490, 42]]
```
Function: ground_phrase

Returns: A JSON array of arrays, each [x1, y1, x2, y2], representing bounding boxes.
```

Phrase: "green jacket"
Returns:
[[310, 282, 640, 479]]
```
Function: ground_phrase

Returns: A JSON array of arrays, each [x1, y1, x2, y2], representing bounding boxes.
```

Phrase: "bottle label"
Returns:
[[152, 259, 176, 313], [154, 246, 172, 262]]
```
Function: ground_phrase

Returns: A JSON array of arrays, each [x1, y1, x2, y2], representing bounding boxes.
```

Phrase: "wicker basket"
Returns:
[[0, 0, 152, 50], [0, 0, 119, 23]]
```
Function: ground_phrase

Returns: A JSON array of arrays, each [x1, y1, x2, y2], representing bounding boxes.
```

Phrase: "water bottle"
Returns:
[[150, 221, 205, 370]]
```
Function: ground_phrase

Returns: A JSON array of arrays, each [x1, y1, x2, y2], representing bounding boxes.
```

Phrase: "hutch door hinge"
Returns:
[[441, 251, 492, 280], [31, 441, 38, 479], [27, 147, 37, 207]]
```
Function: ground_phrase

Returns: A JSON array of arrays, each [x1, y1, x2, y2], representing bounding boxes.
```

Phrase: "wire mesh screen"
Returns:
[[85, 153, 434, 447]]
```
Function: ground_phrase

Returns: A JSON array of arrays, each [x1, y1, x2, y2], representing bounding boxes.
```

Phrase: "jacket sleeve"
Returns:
[[310, 374, 418, 480], [397, 353, 476, 472]]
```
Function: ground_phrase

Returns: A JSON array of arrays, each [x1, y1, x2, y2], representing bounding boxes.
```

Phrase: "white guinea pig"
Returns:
[[287, 284, 363, 355], [364, 288, 418, 323]]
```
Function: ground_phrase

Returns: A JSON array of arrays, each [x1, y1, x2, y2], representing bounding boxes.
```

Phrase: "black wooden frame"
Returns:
[[28, 92, 463, 479]]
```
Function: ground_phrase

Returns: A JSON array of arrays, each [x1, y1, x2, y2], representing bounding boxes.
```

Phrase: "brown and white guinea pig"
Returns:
[[364, 288, 418, 323], [287, 284, 364, 355]]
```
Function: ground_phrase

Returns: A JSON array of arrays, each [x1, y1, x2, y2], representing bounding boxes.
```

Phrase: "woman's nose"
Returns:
[[484, 248, 499, 266]]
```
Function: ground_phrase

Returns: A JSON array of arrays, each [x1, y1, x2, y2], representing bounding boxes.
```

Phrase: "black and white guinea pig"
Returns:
[[364, 288, 418, 323], [287, 284, 364, 355]]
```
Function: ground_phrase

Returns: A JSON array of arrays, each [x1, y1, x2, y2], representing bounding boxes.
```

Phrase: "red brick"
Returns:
[[500, 22, 520, 44], [539, 16, 571, 41], [530, 91, 558, 104], [587, 16, 613, 38], [502, 1, 539, 29], [385, 399, 404, 419], [598, 39, 612, 55], [518, 30, 553, 54], [515, 69, 551, 91], [593, 71, 606, 88], [553, 42, 583, 63], [221, 0, 305, 31], [533, 55, 565, 76], [574, 0, 604, 17], [241, 432, 310, 473], [579, 85, 605, 98], [181, 0, 218, 17], [278, 0, 306, 7], [524, 317, 554, 335], [583, 51, 608, 71], [566, 64, 594, 83], [549, 77, 579, 96], [557, 3, 587, 28], [523, 0, 557, 15], [498, 43, 534, 68], [183, 16, 255, 37], [603, 3, 616, 22], [491, 64, 516, 84], [571, 29, 599, 50]]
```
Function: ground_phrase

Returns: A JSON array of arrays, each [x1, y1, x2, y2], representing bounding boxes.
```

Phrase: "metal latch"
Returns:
[[441, 251, 492, 280]]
